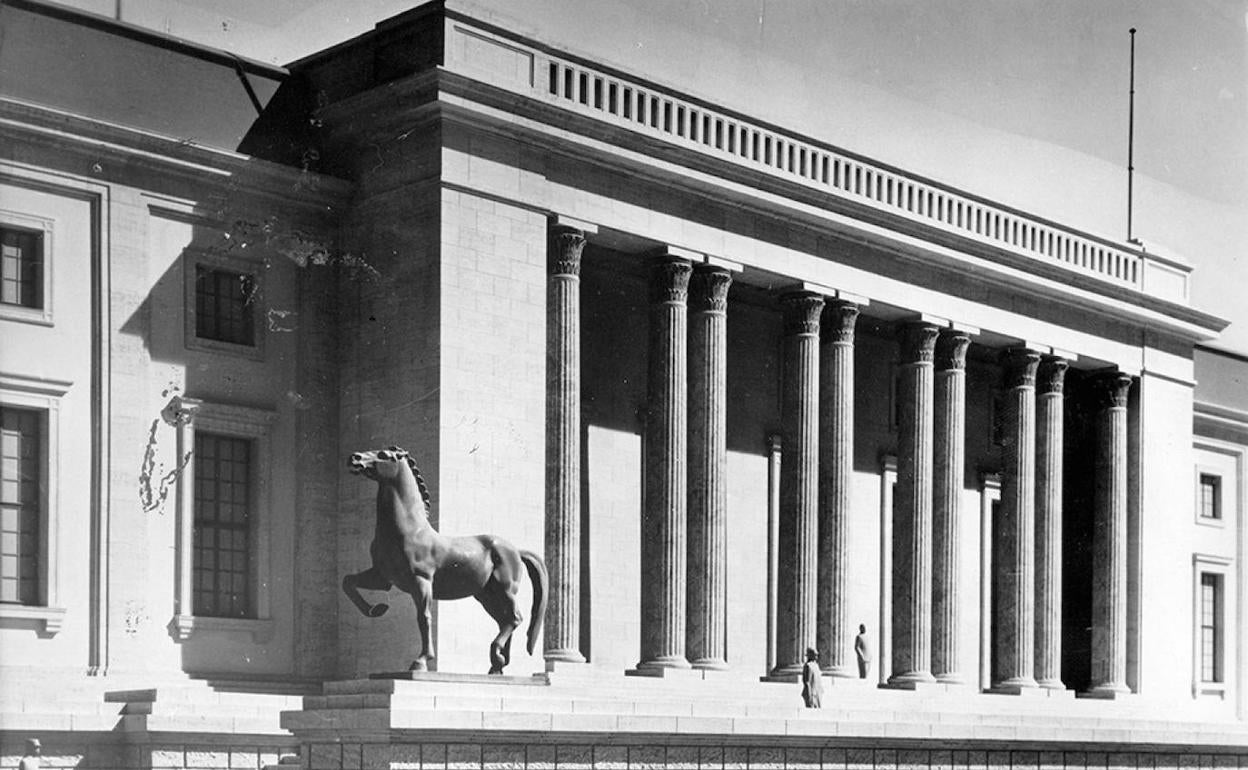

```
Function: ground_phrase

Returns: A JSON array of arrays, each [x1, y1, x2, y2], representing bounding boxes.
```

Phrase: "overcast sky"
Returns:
[[59, 0, 1248, 352]]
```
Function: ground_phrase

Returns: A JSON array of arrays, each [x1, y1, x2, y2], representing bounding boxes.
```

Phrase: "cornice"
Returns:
[[428, 73, 1227, 345], [0, 97, 353, 214]]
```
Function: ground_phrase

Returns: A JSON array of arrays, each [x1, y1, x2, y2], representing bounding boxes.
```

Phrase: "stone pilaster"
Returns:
[[638, 257, 694, 671], [890, 321, 940, 686], [545, 225, 588, 663], [773, 292, 824, 677], [993, 348, 1040, 690], [817, 301, 859, 677], [932, 331, 971, 684], [1089, 371, 1133, 696], [687, 267, 732, 670], [1034, 356, 1068, 689]]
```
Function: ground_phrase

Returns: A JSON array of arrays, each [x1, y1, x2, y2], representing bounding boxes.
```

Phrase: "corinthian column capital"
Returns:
[[690, 268, 732, 314], [549, 226, 588, 277], [1037, 356, 1070, 395], [1002, 348, 1041, 388], [650, 258, 693, 304], [781, 292, 825, 336], [899, 322, 940, 363], [934, 332, 971, 371], [1092, 371, 1133, 409]]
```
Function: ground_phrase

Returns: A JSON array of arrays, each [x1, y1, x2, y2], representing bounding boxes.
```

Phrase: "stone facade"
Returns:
[[0, 1, 1245, 768]]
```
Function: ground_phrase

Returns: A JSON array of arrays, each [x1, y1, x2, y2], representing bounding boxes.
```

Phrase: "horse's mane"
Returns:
[[392, 447, 432, 511]]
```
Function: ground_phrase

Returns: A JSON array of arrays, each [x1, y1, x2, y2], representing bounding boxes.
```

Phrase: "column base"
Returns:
[[934, 672, 967, 685], [1079, 682, 1132, 700], [544, 649, 586, 665], [761, 663, 803, 683], [823, 665, 857, 679], [884, 671, 937, 690], [987, 675, 1039, 694], [626, 657, 695, 678], [1037, 677, 1066, 690], [689, 657, 729, 671]]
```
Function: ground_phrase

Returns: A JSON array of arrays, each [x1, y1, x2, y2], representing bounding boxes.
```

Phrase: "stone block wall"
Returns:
[[295, 742, 1248, 770]]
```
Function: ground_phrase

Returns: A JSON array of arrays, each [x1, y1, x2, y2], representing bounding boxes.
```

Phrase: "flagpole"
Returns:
[[1127, 27, 1137, 244]]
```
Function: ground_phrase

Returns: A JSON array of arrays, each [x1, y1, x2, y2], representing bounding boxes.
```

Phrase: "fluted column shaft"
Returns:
[[1035, 357, 1068, 689], [544, 225, 587, 663], [890, 322, 940, 685], [993, 348, 1040, 689], [932, 331, 971, 683], [687, 268, 732, 670], [773, 292, 824, 676], [817, 301, 859, 677], [1090, 372, 1133, 695], [639, 258, 693, 670]]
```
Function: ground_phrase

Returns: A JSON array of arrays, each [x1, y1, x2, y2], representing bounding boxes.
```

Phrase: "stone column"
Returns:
[[545, 225, 588, 663], [932, 331, 971, 684], [817, 301, 859, 678], [638, 257, 693, 671], [773, 292, 824, 677], [687, 267, 732, 670], [993, 348, 1040, 691], [1034, 356, 1068, 689], [890, 321, 940, 686], [1089, 371, 1133, 696]]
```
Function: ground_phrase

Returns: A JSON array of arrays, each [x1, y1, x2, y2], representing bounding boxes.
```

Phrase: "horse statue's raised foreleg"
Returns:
[[342, 567, 392, 618], [409, 575, 435, 671]]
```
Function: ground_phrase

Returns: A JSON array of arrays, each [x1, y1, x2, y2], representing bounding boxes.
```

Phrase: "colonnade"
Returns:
[[543, 221, 1135, 694]]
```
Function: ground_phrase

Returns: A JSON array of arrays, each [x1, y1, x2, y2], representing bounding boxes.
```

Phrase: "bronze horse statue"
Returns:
[[341, 446, 547, 674]]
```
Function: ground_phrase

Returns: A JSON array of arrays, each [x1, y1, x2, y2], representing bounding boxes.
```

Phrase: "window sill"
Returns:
[[0, 604, 66, 634], [0, 303, 53, 327], [172, 614, 274, 643], [1196, 683, 1227, 699], [1195, 516, 1226, 529], [184, 335, 265, 362]]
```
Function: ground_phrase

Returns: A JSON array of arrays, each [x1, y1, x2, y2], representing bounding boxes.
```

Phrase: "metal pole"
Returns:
[[1127, 28, 1136, 243]]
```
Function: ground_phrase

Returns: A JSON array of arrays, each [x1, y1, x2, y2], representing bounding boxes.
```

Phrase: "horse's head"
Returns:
[[348, 446, 414, 483]]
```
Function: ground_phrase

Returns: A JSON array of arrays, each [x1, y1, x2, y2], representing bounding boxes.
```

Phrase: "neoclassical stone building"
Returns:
[[1, 1, 1246, 768]]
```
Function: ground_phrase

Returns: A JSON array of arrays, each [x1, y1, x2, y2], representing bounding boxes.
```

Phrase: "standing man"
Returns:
[[801, 647, 824, 708], [854, 624, 873, 680], [20, 739, 42, 770]]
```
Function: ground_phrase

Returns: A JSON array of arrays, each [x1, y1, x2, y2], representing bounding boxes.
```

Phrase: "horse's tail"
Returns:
[[519, 549, 547, 656]]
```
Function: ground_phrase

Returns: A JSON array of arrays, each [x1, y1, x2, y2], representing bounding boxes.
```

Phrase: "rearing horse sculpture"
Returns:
[[341, 446, 547, 674]]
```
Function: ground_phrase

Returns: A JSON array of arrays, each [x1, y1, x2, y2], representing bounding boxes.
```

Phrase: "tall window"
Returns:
[[1199, 572, 1223, 683], [1199, 474, 1222, 521], [193, 432, 254, 618], [1, 227, 43, 310], [0, 406, 41, 605], [195, 266, 256, 346]]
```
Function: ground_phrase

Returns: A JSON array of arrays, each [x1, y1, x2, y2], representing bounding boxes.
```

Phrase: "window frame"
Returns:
[[0, 373, 71, 634], [1195, 469, 1225, 527], [183, 250, 265, 361], [167, 396, 276, 642], [1192, 553, 1232, 698], [0, 211, 54, 327]]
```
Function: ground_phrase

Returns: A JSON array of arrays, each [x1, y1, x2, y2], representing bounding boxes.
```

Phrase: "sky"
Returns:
[[59, 0, 1248, 354]]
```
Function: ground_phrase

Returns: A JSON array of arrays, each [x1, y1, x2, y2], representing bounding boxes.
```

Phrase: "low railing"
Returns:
[[444, 19, 1181, 299]]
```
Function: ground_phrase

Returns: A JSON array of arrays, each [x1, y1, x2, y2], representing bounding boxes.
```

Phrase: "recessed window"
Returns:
[[1199, 572, 1223, 683], [1199, 474, 1221, 520], [1, 226, 43, 310], [0, 406, 41, 605], [193, 432, 255, 619], [195, 265, 256, 346]]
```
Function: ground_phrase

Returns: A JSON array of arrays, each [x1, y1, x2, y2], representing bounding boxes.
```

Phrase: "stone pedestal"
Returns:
[[772, 292, 824, 677], [889, 322, 940, 686], [637, 258, 693, 672], [932, 331, 970, 684], [817, 301, 859, 678], [544, 225, 588, 663], [687, 267, 732, 670], [993, 348, 1040, 691], [1034, 356, 1068, 690], [1089, 371, 1133, 697]]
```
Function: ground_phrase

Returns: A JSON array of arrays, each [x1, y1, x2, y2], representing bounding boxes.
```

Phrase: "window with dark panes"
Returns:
[[1200, 572, 1223, 683], [1199, 474, 1221, 520], [0, 406, 41, 605], [193, 432, 254, 618], [1, 227, 43, 309], [195, 265, 256, 346]]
